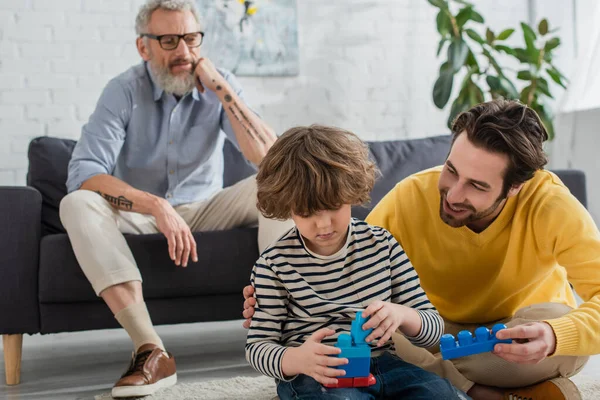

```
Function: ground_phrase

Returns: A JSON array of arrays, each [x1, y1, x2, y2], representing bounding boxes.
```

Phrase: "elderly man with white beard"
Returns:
[[58, 0, 291, 397]]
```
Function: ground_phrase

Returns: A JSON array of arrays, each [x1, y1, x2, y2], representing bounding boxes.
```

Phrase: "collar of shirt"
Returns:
[[145, 61, 202, 102]]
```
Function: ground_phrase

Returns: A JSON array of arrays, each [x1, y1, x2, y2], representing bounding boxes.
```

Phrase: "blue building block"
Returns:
[[332, 311, 374, 378], [440, 323, 512, 360]]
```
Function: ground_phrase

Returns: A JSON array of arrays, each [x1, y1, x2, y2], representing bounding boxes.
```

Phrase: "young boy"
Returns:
[[245, 125, 469, 399]]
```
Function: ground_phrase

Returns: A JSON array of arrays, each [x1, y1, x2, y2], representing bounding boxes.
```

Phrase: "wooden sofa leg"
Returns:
[[3, 334, 23, 385]]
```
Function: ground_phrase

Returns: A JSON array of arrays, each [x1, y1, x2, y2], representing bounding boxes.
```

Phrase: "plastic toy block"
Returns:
[[353, 375, 377, 387], [350, 312, 372, 344], [323, 374, 377, 389], [440, 323, 512, 360], [325, 377, 353, 388], [329, 311, 377, 383]]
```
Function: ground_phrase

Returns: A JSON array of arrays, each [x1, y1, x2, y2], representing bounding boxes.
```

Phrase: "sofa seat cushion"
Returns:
[[38, 228, 259, 303]]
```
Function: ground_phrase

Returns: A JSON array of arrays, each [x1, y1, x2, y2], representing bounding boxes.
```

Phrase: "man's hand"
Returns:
[[281, 329, 348, 386], [242, 285, 256, 329], [153, 199, 198, 267], [493, 322, 557, 364], [362, 301, 410, 346], [194, 57, 226, 93]]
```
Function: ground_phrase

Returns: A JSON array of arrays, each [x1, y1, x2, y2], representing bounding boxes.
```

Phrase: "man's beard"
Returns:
[[149, 58, 196, 96], [438, 190, 505, 228]]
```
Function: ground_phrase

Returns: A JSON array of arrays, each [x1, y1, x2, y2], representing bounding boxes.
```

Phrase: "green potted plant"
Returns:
[[429, 0, 567, 139]]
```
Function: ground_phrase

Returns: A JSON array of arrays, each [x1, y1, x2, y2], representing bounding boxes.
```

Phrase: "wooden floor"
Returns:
[[2, 320, 600, 400]]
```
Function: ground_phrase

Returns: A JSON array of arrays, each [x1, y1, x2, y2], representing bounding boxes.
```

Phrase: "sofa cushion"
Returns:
[[353, 135, 451, 220], [38, 228, 259, 303], [27, 137, 256, 235]]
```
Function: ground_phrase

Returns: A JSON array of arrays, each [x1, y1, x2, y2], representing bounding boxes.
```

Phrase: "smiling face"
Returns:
[[136, 8, 201, 95], [437, 132, 522, 232], [291, 205, 352, 256]]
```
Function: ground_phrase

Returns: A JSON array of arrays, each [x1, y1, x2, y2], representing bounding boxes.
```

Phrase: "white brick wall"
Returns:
[[0, 0, 575, 186]]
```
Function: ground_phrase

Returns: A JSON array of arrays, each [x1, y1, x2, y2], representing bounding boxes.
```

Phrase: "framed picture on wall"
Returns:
[[197, 0, 299, 76]]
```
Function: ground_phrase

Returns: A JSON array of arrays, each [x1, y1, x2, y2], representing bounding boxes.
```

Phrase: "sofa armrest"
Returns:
[[0, 186, 42, 334]]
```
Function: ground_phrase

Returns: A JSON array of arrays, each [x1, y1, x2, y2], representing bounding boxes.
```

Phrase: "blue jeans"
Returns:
[[277, 352, 470, 400]]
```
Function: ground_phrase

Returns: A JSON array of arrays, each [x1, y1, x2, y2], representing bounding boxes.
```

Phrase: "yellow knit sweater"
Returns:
[[366, 166, 600, 356]]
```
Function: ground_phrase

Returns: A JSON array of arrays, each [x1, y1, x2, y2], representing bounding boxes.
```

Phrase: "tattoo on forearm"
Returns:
[[228, 103, 268, 146], [224, 94, 232, 102], [216, 85, 222, 91], [229, 101, 268, 145], [95, 191, 133, 210]]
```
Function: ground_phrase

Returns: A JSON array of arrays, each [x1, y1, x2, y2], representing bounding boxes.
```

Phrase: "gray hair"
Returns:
[[135, 0, 202, 35]]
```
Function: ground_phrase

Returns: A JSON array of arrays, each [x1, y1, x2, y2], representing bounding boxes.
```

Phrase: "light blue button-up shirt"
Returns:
[[66, 62, 250, 206]]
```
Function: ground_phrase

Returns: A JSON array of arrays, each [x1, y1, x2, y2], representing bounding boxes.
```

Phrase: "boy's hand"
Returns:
[[362, 301, 407, 346], [281, 328, 348, 386]]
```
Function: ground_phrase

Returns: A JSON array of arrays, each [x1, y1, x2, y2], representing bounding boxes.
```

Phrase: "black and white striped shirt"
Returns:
[[245, 219, 443, 380]]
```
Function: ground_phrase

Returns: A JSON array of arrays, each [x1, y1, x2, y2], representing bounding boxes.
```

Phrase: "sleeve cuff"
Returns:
[[544, 316, 580, 356], [404, 310, 443, 348], [277, 347, 298, 382]]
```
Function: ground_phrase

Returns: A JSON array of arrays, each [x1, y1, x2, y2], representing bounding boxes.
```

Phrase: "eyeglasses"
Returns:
[[140, 31, 204, 50]]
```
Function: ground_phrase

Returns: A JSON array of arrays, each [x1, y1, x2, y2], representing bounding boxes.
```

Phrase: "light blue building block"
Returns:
[[333, 311, 374, 378], [440, 323, 512, 360]]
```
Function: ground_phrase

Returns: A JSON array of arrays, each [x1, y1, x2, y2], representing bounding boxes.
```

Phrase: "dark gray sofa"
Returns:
[[0, 134, 587, 385]]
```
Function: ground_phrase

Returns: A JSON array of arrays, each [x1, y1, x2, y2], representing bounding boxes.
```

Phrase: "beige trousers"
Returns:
[[393, 302, 589, 393], [59, 175, 293, 296]]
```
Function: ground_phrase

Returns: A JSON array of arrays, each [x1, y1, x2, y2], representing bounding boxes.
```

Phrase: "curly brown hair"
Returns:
[[451, 99, 549, 196], [256, 125, 379, 220]]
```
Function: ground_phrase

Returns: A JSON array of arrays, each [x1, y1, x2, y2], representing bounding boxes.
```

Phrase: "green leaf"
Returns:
[[537, 78, 553, 98], [514, 48, 531, 62], [456, 7, 473, 28], [546, 67, 567, 88], [494, 44, 517, 56], [447, 94, 472, 128], [448, 38, 469, 71], [433, 71, 455, 109], [486, 28, 495, 43], [468, 81, 485, 104], [428, 0, 448, 9], [520, 84, 535, 104], [486, 75, 502, 91], [544, 37, 561, 51], [517, 70, 533, 80], [439, 61, 452, 74], [470, 10, 484, 23], [538, 19, 549, 35], [465, 28, 485, 44], [496, 28, 515, 41], [436, 10, 452, 36], [437, 38, 447, 56], [499, 76, 519, 99], [465, 50, 480, 72], [521, 22, 537, 50], [535, 103, 554, 140]]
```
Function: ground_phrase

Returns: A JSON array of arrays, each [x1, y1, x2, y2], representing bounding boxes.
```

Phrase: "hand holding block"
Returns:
[[440, 323, 512, 360]]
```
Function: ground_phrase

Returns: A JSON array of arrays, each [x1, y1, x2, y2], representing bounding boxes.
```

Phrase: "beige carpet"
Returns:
[[96, 373, 600, 400]]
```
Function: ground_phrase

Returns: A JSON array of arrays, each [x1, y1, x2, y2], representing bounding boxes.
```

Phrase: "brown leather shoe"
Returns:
[[503, 377, 581, 400], [112, 344, 177, 398]]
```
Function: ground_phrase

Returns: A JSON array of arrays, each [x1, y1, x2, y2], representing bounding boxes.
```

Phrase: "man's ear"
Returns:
[[507, 182, 525, 198], [136, 37, 151, 61]]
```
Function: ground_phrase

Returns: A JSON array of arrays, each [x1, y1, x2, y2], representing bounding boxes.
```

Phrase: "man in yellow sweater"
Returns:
[[243, 99, 598, 399], [364, 99, 597, 399]]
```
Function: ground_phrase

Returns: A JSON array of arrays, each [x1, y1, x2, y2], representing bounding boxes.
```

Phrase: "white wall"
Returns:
[[0, 0, 576, 186]]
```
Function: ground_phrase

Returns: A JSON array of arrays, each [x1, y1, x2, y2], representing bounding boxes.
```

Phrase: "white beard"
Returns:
[[149, 61, 196, 96]]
